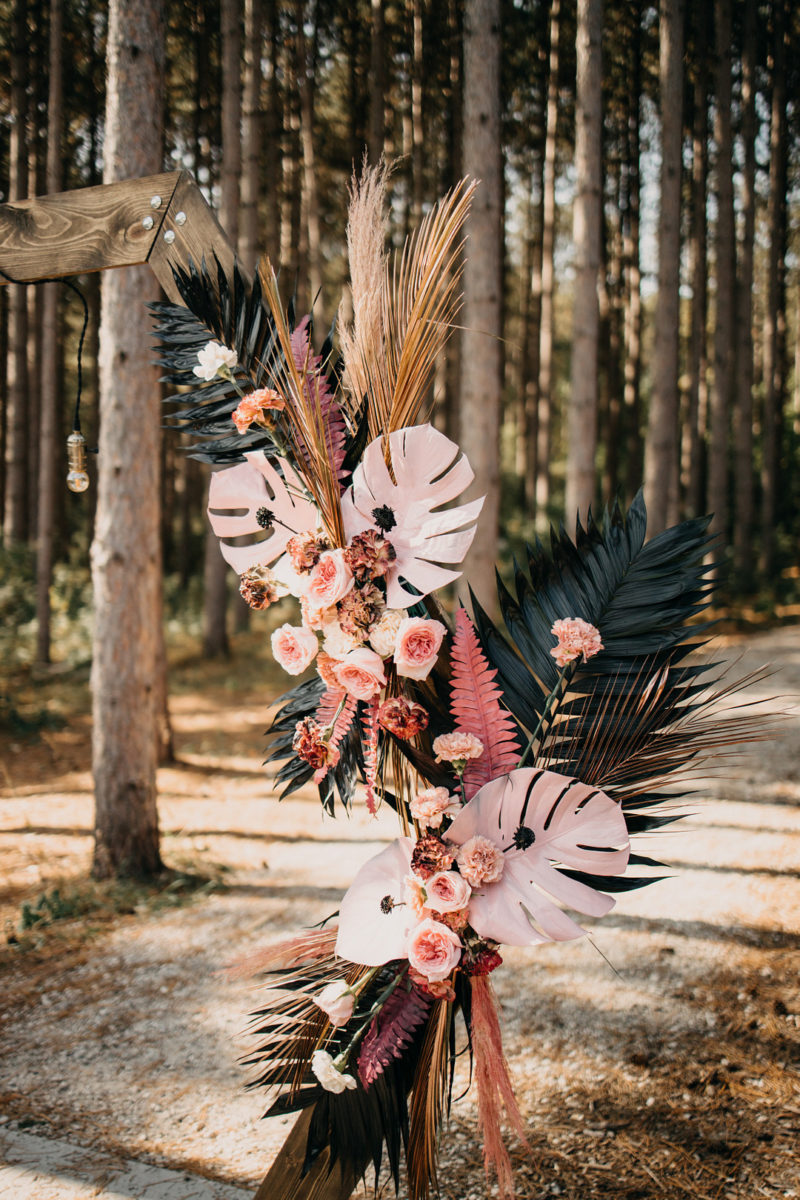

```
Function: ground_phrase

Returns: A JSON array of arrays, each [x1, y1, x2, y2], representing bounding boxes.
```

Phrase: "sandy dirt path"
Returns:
[[1, 626, 799, 1199]]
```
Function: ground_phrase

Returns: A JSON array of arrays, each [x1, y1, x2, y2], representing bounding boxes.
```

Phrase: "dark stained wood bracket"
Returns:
[[0, 171, 356, 1200]]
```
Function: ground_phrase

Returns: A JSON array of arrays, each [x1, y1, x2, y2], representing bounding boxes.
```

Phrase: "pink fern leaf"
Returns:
[[357, 982, 431, 1089], [361, 696, 380, 815], [290, 319, 347, 485], [312, 687, 357, 784], [450, 607, 521, 799]]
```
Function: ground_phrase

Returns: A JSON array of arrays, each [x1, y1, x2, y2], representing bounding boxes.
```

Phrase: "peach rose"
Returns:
[[456, 835, 505, 889], [406, 917, 462, 982], [306, 548, 355, 608], [393, 617, 446, 681], [271, 623, 319, 675], [332, 646, 387, 700], [425, 870, 472, 913], [409, 787, 460, 829]]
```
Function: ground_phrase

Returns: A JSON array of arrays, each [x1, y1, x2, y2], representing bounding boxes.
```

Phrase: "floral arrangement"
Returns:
[[152, 165, 760, 1200]]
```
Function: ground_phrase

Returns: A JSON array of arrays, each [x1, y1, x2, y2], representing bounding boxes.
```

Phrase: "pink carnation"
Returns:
[[432, 731, 484, 766], [393, 617, 446, 681], [306, 548, 355, 608], [406, 917, 462, 982], [332, 646, 387, 700], [456, 835, 505, 889], [425, 870, 471, 914], [271, 623, 318, 675], [550, 617, 604, 669], [409, 787, 460, 829], [231, 387, 285, 434]]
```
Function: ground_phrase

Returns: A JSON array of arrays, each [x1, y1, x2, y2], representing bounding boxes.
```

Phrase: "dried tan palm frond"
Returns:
[[406, 999, 452, 1200], [256, 259, 346, 546]]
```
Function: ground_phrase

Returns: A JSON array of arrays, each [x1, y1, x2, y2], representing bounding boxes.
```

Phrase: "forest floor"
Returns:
[[0, 625, 799, 1200]]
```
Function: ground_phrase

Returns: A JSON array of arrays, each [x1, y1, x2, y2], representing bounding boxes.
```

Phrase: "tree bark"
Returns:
[[4, 0, 29, 545], [760, 0, 787, 576], [411, 0, 424, 225], [733, 0, 757, 581], [566, 0, 602, 524], [368, 0, 386, 163], [458, 0, 502, 615], [91, 0, 166, 879], [239, 0, 263, 275], [298, 0, 322, 310], [643, 0, 684, 534], [684, 6, 709, 519], [35, 0, 64, 665], [537, 0, 561, 520], [623, 0, 643, 502], [707, 0, 735, 548]]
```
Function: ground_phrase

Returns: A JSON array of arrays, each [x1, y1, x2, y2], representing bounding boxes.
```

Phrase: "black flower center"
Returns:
[[372, 505, 397, 532], [513, 824, 536, 850], [380, 894, 395, 914], [256, 506, 274, 530]]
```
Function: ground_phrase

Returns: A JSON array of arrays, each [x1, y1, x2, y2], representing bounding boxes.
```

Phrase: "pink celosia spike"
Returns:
[[470, 975, 529, 1200], [361, 696, 380, 815], [449, 608, 520, 798]]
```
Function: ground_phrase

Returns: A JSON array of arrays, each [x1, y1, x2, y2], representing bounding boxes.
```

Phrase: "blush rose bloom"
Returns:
[[332, 646, 387, 700], [271, 623, 319, 675], [406, 916, 462, 982], [393, 617, 446, 680], [409, 787, 461, 829], [369, 608, 405, 658], [455, 835, 505, 889], [306, 548, 355, 609], [312, 980, 355, 1027], [425, 870, 472, 914], [550, 617, 604, 668]]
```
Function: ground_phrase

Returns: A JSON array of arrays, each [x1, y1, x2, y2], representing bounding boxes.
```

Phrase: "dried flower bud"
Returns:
[[410, 834, 455, 881], [239, 564, 282, 610], [377, 697, 429, 739]]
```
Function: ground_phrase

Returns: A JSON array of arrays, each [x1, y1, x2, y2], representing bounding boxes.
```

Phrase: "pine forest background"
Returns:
[[2, 0, 800, 692]]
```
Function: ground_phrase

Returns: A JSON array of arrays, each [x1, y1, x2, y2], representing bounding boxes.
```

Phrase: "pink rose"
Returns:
[[271, 623, 319, 675], [409, 787, 460, 829], [306, 548, 355, 608], [550, 617, 603, 668], [393, 617, 446, 681], [312, 980, 355, 1027], [406, 917, 462, 982], [456, 835, 505, 889], [332, 646, 387, 700], [425, 870, 471, 914]]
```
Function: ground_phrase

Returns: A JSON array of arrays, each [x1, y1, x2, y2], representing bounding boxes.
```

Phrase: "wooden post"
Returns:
[[0, 172, 357, 1200]]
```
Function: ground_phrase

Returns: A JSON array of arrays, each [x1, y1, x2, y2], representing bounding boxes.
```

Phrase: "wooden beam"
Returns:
[[0, 172, 181, 282], [147, 170, 239, 303]]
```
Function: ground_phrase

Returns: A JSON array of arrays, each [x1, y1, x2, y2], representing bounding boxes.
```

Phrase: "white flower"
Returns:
[[193, 340, 238, 381], [311, 1049, 357, 1093], [312, 980, 355, 1027], [322, 619, 361, 658], [368, 608, 405, 658]]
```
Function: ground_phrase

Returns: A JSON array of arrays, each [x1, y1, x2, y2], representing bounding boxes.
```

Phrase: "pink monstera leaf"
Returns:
[[341, 424, 484, 608], [336, 838, 416, 966], [447, 768, 630, 946], [207, 452, 318, 574]]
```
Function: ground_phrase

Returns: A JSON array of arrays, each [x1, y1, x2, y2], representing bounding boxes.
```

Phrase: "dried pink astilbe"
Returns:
[[549, 617, 603, 668], [449, 608, 520, 798], [470, 975, 529, 1200], [361, 695, 381, 814]]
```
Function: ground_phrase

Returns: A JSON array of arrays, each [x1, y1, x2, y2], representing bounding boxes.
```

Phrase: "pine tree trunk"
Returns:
[[411, 0, 424, 224], [623, 1, 643, 502], [760, 0, 787, 576], [684, 8, 709, 519], [522, 162, 544, 513], [368, 0, 386, 163], [239, 0, 263, 276], [707, 0, 735, 547], [537, 0, 560, 519], [458, 0, 502, 616], [4, 0, 29, 546], [298, 0, 322, 309], [35, 0, 64, 665], [733, 0, 757, 582], [91, 0, 165, 880], [643, 0, 684, 534], [566, 0, 602, 523]]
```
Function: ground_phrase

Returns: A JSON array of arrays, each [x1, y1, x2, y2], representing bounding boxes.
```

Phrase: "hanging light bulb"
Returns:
[[66, 430, 90, 493]]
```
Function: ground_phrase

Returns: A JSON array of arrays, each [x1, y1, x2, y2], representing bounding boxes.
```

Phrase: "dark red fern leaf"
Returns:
[[290, 319, 347, 484], [362, 696, 380, 815], [357, 982, 431, 1089], [450, 607, 520, 798]]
